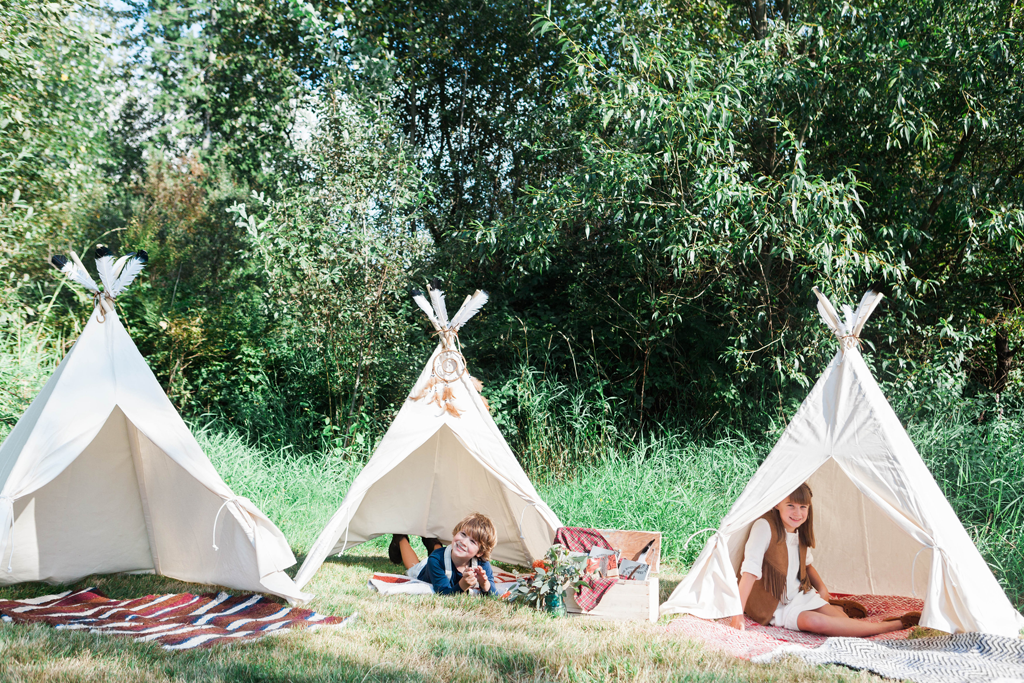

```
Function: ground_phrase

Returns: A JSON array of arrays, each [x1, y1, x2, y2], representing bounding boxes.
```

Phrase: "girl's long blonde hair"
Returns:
[[769, 483, 815, 548]]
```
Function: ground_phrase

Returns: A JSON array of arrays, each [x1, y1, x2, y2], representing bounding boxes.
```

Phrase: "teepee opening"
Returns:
[[348, 425, 529, 563], [806, 458, 931, 596], [11, 406, 153, 583]]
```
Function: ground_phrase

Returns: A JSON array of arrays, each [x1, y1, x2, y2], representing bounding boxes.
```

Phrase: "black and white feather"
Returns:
[[427, 278, 449, 327], [450, 290, 489, 330], [94, 246, 117, 292], [110, 250, 148, 296], [51, 252, 99, 293], [411, 289, 442, 332]]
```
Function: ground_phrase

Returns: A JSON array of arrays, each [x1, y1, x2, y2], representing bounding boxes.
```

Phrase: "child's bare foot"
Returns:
[[883, 611, 921, 630]]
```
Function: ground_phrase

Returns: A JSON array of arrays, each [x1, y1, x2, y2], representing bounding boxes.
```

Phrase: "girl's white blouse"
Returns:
[[740, 518, 815, 604]]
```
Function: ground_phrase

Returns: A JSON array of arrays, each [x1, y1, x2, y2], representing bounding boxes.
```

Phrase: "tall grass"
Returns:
[[538, 433, 761, 566], [0, 323, 63, 441], [194, 426, 366, 553]]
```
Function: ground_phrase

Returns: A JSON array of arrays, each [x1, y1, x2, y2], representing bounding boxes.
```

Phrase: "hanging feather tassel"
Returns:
[[441, 384, 454, 402], [94, 246, 116, 292], [110, 250, 148, 296], [427, 279, 449, 327], [450, 290, 489, 330], [470, 376, 484, 392], [411, 289, 443, 332], [51, 254, 99, 293], [444, 402, 462, 418], [410, 376, 437, 401], [409, 387, 428, 401], [429, 391, 442, 407]]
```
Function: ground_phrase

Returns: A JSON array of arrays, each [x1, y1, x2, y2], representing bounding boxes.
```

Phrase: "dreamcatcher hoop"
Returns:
[[433, 349, 467, 382]]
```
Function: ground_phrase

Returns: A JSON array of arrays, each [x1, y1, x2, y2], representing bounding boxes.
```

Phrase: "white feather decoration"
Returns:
[[412, 290, 443, 332], [451, 290, 489, 330], [111, 253, 133, 281], [52, 253, 99, 293], [95, 248, 116, 292], [111, 253, 147, 296], [427, 282, 449, 327]]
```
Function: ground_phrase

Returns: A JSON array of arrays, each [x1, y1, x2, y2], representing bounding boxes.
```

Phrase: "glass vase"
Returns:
[[544, 591, 566, 617]]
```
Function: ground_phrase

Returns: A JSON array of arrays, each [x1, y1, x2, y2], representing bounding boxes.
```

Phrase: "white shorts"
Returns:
[[770, 590, 829, 631], [406, 558, 428, 579]]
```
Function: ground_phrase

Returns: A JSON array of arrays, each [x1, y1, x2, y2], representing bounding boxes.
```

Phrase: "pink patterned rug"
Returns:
[[666, 594, 924, 659]]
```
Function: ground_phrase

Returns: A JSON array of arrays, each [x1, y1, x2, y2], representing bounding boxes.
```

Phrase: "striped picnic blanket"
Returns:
[[0, 588, 351, 650], [753, 633, 1024, 683]]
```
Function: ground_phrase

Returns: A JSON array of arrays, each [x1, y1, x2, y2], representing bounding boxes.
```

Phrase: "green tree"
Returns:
[[464, 0, 1024, 424]]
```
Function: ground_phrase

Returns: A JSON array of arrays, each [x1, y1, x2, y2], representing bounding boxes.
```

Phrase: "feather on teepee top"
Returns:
[[409, 281, 490, 418], [51, 246, 148, 321]]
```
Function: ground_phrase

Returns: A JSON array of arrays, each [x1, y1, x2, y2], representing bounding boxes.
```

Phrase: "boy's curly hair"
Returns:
[[453, 512, 497, 562]]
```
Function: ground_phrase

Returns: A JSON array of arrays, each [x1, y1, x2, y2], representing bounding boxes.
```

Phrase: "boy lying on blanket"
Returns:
[[387, 513, 497, 595]]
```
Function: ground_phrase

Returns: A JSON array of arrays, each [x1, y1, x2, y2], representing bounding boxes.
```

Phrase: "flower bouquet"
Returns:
[[504, 544, 588, 616]]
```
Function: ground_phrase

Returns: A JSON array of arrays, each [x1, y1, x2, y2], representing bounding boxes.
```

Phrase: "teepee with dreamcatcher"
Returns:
[[294, 281, 561, 589]]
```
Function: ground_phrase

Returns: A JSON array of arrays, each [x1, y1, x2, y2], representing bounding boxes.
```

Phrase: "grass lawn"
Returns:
[[0, 541, 884, 683], [2, 412, 1020, 681]]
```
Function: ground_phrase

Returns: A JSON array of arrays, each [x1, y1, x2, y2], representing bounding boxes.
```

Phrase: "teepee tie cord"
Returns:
[[517, 502, 538, 540], [911, 543, 944, 598], [683, 527, 719, 552], [1, 495, 14, 572], [1, 495, 15, 572], [211, 497, 242, 551], [93, 292, 115, 323], [838, 333, 862, 349]]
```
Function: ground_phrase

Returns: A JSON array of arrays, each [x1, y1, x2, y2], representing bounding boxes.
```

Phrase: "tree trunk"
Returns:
[[748, 0, 767, 39], [993, 325, 1016, 393]]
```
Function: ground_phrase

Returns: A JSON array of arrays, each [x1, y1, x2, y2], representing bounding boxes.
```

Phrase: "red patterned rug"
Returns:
[[0, 588, 352, 650], [666, 594, 924, 659]]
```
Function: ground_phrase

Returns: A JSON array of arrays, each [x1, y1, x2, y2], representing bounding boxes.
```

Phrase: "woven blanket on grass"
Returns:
[[753, 634, 1024, 683], [368, 571, 519, 596], [0, 588, 351, 650], [666, 594, 922, 659]]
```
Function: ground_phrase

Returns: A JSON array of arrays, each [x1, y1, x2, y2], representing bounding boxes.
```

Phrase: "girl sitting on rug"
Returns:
[[729, 483, 918, 635], [388, 513, 497, 595]]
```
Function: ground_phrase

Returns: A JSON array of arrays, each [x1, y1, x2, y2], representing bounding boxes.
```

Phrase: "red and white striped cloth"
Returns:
[[0, 588, 351, 650]]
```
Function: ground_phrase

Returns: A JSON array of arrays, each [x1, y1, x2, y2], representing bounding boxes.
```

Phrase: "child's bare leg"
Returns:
[[399, 537, 420, 570], [797, 607, 905, 636]]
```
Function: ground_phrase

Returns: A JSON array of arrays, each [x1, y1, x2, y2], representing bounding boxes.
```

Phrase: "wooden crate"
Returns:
[[565, 530, 661, 622]]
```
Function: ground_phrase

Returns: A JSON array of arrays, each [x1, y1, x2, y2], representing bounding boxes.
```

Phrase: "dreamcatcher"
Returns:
[[408, 279, 489, 418]]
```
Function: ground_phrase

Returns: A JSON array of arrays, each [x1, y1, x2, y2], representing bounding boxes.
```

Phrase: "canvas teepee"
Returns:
[[0, 249, 309, 604], [660, 287, 1024, 637], [294, 282, 561, 589]]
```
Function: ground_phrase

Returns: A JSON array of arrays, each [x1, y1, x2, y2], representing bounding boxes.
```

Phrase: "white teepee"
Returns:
[[294, 283, 562, 590], [660, 287, 1024, 637], [0, 249, 309, 604]]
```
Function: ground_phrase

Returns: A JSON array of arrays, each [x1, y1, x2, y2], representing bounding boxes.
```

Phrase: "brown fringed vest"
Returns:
[[743, 512, 814, 625]]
